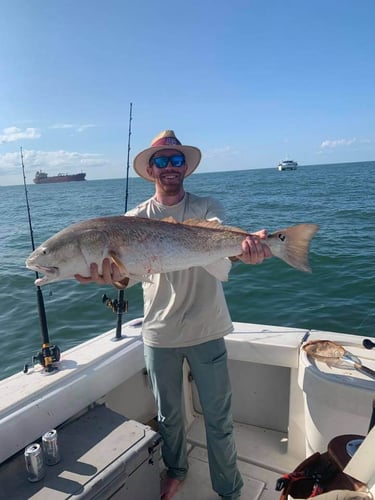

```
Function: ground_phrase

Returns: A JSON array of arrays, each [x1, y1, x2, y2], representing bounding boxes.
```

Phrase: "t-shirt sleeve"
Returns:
[[205, 197, 226, 223]]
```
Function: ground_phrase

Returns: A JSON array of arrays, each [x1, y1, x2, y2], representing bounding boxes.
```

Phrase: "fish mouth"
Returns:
[[25, 261, 59, 285], [26, 262, 58, 274], [34, 274, 55, 286]]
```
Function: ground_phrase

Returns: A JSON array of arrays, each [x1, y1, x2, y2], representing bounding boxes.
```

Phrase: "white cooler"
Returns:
[[0, 405, 162, 499], [298, 337, 375, 456]]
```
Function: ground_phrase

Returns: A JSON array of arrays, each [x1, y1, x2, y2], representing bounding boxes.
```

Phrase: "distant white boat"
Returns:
[[278, 159, 298, 171]]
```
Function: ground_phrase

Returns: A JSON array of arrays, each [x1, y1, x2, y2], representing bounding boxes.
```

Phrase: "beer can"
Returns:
[[42, 429, 60, 465], [24, 443, 46, 482]]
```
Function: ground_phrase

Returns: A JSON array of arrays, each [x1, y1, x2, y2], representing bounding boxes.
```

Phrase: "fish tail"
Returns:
[[267, 223, 319, 272]]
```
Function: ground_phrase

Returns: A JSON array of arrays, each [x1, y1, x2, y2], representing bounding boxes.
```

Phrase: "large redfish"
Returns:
[[25, 216, 319, 287]]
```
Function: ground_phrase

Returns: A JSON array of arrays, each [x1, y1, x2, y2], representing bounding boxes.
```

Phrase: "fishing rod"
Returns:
[[102, 102, 133, 341], [21, 147, 60, 373], [124, 102, 133, 214]]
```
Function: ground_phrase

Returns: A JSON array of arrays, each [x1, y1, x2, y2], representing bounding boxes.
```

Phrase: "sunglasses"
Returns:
[[150, 155, 186, 169]]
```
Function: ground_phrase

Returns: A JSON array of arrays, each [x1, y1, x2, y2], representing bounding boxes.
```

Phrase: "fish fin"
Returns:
[[268, 223, 319, 273], [113, 277, 130, 289], [161, 216, 179, 224], [203, 258, 232, 281], [161, 216, 248, 235], [108, 250, 129, 276], [113, 275, 143, 289], [183, 218, 248, 234]]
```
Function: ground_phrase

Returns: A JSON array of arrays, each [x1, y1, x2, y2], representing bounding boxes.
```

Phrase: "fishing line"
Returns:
[[124, 102, 133, 214], [355, 308, 375, 332], [102, 103, 133, 341], [21, 147, 60, 373]]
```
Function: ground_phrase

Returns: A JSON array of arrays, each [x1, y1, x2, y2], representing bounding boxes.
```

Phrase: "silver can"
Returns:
[[42, 429, 61, 465], [24, 443, 46, 482]]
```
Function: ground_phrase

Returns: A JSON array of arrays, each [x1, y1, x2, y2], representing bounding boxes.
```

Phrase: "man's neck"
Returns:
[[154, 189, 186, 206]]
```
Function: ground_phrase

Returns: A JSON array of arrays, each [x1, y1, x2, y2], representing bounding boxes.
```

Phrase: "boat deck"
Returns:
[[0, 407, 292, 500], [173, 415, 297, 500]]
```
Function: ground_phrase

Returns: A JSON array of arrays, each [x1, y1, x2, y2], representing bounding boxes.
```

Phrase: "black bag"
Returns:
[[276, 435, 368, 500], [276, 452, 339, 499]]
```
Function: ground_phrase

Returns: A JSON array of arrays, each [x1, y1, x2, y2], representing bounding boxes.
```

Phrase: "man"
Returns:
[[77, 130, 271, 499]]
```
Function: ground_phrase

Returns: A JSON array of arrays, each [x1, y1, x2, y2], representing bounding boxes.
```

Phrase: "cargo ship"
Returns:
[[33, 171, 86, 184]]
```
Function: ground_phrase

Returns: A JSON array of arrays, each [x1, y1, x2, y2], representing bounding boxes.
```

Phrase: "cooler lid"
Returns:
[[0, 405, 160, 499]]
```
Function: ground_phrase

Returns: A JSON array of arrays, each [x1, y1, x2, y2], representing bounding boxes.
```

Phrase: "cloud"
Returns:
[[0, 127, 41, 144], [320, 137, 374, 149], [23, 149, 106, 168], [0, 149, 109, 177], [50, 123, 96, 133], [0, 122, 96, 145]]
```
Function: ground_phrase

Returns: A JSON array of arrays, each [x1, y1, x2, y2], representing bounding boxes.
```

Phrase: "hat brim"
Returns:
[[133, 145, 202, 182]]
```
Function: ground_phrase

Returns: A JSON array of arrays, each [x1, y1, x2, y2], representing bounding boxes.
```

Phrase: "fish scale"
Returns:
[[26, 216, 319, 287]]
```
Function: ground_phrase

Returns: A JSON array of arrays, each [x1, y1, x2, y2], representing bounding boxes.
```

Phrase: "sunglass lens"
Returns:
[[170, 155, 185, 167], [153, 157, 169, 168]]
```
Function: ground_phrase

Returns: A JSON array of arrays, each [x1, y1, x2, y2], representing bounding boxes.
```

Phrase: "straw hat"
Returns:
[[133, 130, 202, 182]]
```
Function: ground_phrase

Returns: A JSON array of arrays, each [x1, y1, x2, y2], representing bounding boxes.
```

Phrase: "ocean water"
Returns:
[[0, 162, 374, 380]]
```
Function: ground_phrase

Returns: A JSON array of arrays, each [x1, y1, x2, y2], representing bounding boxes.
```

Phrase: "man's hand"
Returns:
[[75, 258, 123, 286], [238, 230, 272, 265]]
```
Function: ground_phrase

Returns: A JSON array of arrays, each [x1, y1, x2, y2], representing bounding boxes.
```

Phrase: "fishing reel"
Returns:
[[102, 294, 128, 314], [24, 343, 61, 374]]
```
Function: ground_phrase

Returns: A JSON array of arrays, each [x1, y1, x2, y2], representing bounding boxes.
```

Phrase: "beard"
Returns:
[[155, 171, 185, 195]]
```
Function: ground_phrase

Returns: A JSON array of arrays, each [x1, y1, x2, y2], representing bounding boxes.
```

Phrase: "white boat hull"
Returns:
[[278, 162, 298, 171], [0, 319, 374, 498]]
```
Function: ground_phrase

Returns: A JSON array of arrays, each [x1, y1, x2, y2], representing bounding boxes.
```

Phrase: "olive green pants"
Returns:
[[144, 338, 243, 499]]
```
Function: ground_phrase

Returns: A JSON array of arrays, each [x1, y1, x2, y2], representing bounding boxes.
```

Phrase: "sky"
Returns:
[[1, 0, 374, 185]]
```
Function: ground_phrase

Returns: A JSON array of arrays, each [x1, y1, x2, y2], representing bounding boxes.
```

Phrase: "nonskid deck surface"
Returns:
[[173, 446, 280, 500], [173, 416, 296, 500]]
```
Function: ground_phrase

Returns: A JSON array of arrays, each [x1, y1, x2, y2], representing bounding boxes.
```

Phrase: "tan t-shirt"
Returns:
[[126, 192, 234, 347]]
